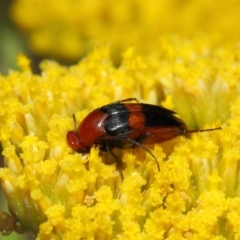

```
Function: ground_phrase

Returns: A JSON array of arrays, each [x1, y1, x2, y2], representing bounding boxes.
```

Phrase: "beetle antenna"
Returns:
[[72, 114, 77, 133], [185, 127, 221, 134], [126, 137, 160, 172]]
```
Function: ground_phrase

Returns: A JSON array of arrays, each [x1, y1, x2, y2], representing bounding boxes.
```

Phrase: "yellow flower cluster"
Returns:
[[0, 37, 240, 239], [9, 0, 240, 61]]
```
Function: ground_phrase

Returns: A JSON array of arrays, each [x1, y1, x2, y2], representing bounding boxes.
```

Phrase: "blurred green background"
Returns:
[[0, 1, 28, 75]]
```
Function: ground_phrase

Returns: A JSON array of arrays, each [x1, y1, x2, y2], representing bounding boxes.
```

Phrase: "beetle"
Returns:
[[66, 98, 221, 171]]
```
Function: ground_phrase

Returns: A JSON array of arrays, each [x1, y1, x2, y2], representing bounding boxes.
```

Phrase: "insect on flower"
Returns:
[[66, 98, 221, 171]]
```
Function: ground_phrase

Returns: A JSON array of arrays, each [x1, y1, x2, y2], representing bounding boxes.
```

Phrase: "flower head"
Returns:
[[0, 41, 240, 239]]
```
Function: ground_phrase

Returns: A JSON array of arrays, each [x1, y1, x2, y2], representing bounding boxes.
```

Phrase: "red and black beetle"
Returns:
[[66, 98, 220, 171]]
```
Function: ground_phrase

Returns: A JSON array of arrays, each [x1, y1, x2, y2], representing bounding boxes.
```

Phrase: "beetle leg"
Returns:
[[131, 133, 150, 148], [125, 137, 160, 172], [98, 139, 114, 152], [99, 134, 160, 171], [98, 139, 124, 179], [108, 149, 124, 180], [110, 98, 139, 105], [119, 98, 138, 103]]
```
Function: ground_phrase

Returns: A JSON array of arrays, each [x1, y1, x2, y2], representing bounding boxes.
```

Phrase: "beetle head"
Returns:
[[66, 131, 89, 153]]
